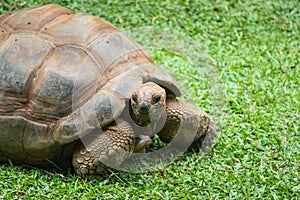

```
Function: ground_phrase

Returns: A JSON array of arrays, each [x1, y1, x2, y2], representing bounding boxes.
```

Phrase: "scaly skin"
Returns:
[[71, 82, 218, 178], [72, 119, 135, 179], [158, 98, 218, 151], [130, 82, 218, 152]]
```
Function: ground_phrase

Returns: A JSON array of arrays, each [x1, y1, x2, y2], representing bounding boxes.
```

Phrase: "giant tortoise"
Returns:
[[0, 4, 218, 178]]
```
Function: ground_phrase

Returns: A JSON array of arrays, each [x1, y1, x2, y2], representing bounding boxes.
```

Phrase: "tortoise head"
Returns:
[[130, 82, 166, 126]]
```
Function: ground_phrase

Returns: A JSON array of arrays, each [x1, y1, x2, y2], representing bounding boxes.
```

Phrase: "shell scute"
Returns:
[[40, 12, 118, 46], [0, 34, 53, 112], [0, 4, 73, 31], [0, 116, 26, 160]]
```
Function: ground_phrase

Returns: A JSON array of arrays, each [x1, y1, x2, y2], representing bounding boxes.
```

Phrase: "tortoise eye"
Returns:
[[152, 95, 161, 105], [131, 94, 138, 104]]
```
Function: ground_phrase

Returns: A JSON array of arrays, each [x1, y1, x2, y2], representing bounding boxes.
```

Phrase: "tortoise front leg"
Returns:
[[72, 119, 136, 179], [158, 98, 219, 151]]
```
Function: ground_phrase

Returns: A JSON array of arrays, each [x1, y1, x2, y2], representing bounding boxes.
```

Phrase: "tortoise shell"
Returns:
[[0, 4, 181, 165]]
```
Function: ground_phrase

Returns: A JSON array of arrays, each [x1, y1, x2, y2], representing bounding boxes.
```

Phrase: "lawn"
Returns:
[[0, 0, 299, 199]]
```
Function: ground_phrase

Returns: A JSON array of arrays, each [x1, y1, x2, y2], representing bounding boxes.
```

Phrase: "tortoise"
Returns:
[[0, 4, 218, 178]]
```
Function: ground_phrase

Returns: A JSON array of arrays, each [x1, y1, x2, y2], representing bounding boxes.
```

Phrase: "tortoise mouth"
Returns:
[[136, 111, 150, 120], [132, 105, 150, 116], [137, 109, 150, 115], [134, 105, 165, 120]]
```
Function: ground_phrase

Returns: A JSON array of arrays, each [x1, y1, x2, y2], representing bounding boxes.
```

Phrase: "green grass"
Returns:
[[0, 0, 299, 199]]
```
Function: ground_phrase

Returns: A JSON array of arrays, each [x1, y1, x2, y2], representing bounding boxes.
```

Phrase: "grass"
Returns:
[[0, 0, 299, 199]]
